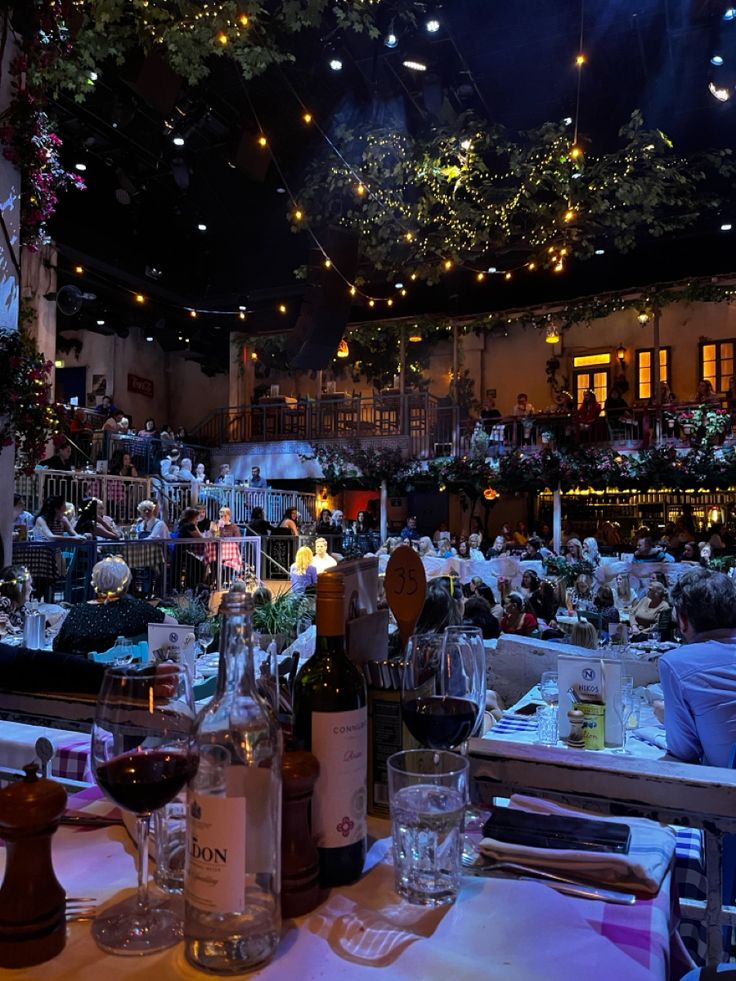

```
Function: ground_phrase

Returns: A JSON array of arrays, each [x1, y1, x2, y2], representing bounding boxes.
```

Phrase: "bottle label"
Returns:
[[311, 708, 367, 849], [185, 792, 246, 913]]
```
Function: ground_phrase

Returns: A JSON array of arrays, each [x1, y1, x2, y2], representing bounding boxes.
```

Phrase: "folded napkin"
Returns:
[[632, 725, 668, 751], [479, 794, 676, 897]]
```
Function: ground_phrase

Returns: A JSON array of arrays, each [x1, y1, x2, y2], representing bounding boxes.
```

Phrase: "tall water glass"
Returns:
[[388, 749, 468, 907]]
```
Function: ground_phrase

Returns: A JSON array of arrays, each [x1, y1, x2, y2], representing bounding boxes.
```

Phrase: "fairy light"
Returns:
[[218, 32, 228, 44], [476, 272, 485, 282], [505, 272, 512, 281], [74, 265, 84, 274], [279, 304, 287, 314], [303, 112, 312, 124], [239, 311, 246, 320], [575, 53, 586, 66], [369, 299, 375, 307], [324, 259, 332, 268], [564, 208, 576, 222], [135, 294, 145, 304], [443, 259, 453, 271], [190, 309, 197, 318], [356, 183, 366, 196], [294, 209, 303, 221], [239, 13, 249, 26], [258, 134, 267, 147]]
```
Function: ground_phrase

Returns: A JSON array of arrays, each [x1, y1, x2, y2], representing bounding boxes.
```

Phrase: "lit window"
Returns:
[[636, 348, 670, 400]]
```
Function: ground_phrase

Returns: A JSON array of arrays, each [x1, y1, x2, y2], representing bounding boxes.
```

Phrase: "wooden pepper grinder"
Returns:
[[0, 763, 67, 968], [281, 749, 321, 918], [566, 708, 586, 749]]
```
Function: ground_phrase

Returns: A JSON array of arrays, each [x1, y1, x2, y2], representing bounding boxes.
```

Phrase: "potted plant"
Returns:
[[252, 590, 315, 652]]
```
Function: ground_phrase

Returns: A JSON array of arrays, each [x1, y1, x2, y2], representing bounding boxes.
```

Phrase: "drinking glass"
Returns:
[[442, 626, 487, 734], [196, 620, 214, 653], [401, 633, 481, 750], [91, 664, 197, 954], [613, 694, 642, 755], [536, 704, 559, 745], [539, 671, 559, 706], [388, 749, 468, 906]]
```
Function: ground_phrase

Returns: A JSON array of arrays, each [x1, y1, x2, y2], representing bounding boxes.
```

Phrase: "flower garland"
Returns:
[[0, 3, 84, 249], [0, 330, 65, 474]]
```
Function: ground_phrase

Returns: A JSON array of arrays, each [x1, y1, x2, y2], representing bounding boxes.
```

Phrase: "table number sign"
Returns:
[[385, 546, 427, 647]]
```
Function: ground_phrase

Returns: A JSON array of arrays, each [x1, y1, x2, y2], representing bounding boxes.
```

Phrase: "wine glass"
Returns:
[[196, 620, 218, 672], [613, 694, 642, 755], [401, 632, 482, 750], [91, 664, 197, 955], [443, 626, 487, 735], [539, 671, 559, 707]]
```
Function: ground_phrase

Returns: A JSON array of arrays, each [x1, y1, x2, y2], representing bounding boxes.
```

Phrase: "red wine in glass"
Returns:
[[91, 664, 196, 956], [96, 749, 196, 814], [402, 696, 478, 750]]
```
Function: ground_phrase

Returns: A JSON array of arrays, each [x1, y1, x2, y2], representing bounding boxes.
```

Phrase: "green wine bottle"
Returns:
[[293, 573, 367, 886]]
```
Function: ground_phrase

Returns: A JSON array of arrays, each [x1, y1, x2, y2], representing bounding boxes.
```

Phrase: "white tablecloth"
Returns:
[[0, 812, 685, 981]]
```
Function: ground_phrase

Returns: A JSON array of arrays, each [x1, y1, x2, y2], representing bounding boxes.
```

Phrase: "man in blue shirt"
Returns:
[[400, 516, 420, 542], [659, 568, 736, 768]]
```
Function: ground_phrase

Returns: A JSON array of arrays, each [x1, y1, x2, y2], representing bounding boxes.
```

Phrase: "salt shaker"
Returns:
[[0, 763, 67, 967]]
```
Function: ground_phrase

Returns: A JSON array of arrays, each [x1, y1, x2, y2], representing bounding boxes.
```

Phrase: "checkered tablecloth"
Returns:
[[101, 540, 165, 571], [12, 541, 58, 581], [0, 722, 91, 783]]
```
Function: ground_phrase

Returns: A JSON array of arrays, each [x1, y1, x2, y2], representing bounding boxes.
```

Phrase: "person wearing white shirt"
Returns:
[[311, 537, 337, 574], [468, 533, 485, 561], [216, 464, 234, 485], [135, 500, 169, 539], [13, 495, 34, 531]]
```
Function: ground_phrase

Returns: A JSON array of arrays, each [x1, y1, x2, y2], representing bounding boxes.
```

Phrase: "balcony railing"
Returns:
[[15, 470, 317, 530], [191, 392, 461, 458]]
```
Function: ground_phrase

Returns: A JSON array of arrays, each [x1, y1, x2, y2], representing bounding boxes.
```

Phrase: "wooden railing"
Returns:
[[191, 392, 461, 458]]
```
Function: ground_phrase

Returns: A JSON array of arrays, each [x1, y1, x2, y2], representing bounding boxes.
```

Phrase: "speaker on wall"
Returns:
[[287, 229, 359, 370]]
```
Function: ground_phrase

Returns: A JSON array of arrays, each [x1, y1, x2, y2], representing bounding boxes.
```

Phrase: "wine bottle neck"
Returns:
[[218, 612, 257, 694], [316, 633, 346, 659]]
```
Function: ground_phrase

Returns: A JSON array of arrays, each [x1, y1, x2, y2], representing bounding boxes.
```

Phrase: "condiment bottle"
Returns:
[[0, 763, 67, 967]]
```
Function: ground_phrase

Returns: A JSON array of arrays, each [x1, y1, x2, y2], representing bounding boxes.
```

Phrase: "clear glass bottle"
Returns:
[[184, 585, 282, 974], [293, 573, 367, 886]]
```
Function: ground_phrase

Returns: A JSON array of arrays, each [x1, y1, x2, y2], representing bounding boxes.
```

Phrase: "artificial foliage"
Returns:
[[0, 330, 66, 473], [0, 2, 84, 248], [301, 440, 422, 491], [295, 110, 735, 287]]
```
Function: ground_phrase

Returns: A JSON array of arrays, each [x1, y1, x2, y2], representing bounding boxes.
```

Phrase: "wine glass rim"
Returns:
[[387, 748, 469, 777]]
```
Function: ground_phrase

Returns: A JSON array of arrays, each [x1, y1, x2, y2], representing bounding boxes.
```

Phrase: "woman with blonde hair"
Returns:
[[290, 546, 317, 594], [569, 620, 599, 650], [53, 556, 173, 656]]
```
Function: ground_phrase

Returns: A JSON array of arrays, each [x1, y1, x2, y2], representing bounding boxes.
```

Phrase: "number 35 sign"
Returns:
[[384, 545, 427, 647]]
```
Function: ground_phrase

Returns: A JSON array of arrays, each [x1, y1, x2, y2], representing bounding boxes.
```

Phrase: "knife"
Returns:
[[462, 863, 636, 904]]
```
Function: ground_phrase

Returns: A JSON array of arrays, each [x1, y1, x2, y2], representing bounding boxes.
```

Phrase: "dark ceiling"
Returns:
[[42, 0, 736, 366]]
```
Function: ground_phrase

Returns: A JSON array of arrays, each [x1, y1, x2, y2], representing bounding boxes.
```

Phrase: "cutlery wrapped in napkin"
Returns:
[[479, 795, 675, 897]]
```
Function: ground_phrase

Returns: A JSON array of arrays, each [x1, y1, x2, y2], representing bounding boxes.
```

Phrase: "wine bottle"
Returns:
[[293, 573, 367, 886], [184, 585, 282, 974]]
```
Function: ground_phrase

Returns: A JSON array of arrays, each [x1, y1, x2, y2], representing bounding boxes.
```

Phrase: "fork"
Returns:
[[66, 897, 98, 921]]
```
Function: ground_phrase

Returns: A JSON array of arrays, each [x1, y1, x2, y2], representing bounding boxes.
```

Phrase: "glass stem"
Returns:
[[136, 814, 151, 918]]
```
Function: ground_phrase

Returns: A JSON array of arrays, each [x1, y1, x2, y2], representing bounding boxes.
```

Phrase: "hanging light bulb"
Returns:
[[545, 323, 561, 344], [337, 338, 350, 358], [409, 326, 422, 342]]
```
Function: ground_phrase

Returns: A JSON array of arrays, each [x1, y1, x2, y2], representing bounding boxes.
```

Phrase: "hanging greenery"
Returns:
[[295, 110, 735, 285], [0, 330, 66, 474]]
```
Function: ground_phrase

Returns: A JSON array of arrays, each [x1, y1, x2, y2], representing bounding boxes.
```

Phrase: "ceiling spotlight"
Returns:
[[145, 335, 154, 342], [487, 266, 497, 273], [145, 265, 163, 280], [709, 81, 731, 101], [239, 305, 247, 310], [403, 59, 427, 72], [276, 187, 287, 194], [594, 248, 605, 255], [563, 116, 573, 125], [426, 17, 440, 33], [172, 135, 185, 146], [394, 282, 404, 289], [711, 55, 724, 66], [725, 7, 736, 19], [96, 319, 105, 326], [197, 222, 207, 231], [329, 58, 343, 71], [74, 162, 87, 172], [722, 223, 733, 231], [384, 31, 398, 49]]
